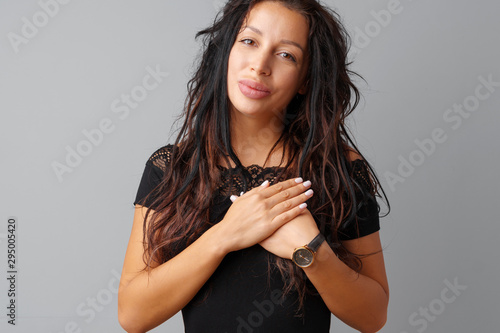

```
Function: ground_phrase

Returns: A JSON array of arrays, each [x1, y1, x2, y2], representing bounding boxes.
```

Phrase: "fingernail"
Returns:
[[305, 189, 314, 197], [240, 191, 244, 196], [260, 180, 269, 187], [299, 203, 307, 209], [303, 180, 311, 187], [295, 177, 303, 183], [230, 195, 237, 202]]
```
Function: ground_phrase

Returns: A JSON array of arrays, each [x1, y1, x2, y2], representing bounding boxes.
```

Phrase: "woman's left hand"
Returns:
[[258, 208, 320, 259]]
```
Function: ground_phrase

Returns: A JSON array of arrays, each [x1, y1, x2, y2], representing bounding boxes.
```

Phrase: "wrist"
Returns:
[[291, 232, 325, 268], [301, 241, 332, 272], [200, 222, 231, 259]]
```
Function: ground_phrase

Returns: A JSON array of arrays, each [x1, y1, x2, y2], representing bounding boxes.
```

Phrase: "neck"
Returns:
[[228, 109, 286, 167]]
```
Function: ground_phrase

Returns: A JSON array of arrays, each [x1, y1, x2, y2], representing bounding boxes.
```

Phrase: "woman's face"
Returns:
[[227, 1, 309, 120]]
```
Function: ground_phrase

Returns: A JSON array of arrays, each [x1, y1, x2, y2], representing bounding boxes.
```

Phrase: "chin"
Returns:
[[231, 106, 261, 118], [231, 100, 279, 117]]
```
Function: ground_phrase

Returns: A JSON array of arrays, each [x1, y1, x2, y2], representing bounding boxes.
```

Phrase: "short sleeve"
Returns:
[[133, 145, 173, 209], [337, 159, 380, 241]]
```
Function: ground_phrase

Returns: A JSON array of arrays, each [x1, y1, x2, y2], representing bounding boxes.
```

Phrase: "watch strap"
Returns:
[[306, 233, 325, 253]]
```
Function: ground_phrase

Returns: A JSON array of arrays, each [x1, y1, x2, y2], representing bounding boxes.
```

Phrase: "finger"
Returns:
[[269, 187, 313, 216], [269, 201, 309, 229], [258, 177, 304, 198], [265, 179, 312, 207]]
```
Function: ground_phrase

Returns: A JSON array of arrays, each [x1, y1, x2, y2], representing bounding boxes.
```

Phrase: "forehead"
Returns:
[[239, 1, 309, 47]]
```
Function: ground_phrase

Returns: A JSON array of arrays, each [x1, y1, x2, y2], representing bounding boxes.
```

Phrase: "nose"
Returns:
[[250, 50, 271, 76]]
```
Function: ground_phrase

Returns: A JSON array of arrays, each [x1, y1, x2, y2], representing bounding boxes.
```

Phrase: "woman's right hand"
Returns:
[[215, 177, 314, 253]]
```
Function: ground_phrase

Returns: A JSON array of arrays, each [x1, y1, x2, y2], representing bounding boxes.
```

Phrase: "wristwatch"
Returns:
[[291, 233, 325, 268]]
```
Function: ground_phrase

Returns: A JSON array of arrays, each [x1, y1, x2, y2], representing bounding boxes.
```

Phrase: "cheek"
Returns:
[[280, 70, 303, 92], [227, 52, 238, 78], [227, 47, 243, 75], [227, 49, 239, 96]]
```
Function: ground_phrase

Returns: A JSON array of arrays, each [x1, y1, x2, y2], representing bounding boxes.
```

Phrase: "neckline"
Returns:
[[216, 158, 364, 172], [216, 164, 286, 172]]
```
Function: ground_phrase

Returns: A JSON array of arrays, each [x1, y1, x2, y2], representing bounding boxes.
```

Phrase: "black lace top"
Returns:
[[133, 144, 380, 332]]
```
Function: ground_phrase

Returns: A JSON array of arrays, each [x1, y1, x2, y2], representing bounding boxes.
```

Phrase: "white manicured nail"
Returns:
[[305, 189, 314, 196], [295, 177, 303, 183], [240, 191, 244, 196], [303, 180, 311, 187], [260, 180, 269, 187], [230, 195, 237, 202], [299, 203, 307, 209]]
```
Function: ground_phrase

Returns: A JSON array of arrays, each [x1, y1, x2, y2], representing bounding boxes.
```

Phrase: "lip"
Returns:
[[238, 79, 271, 99]]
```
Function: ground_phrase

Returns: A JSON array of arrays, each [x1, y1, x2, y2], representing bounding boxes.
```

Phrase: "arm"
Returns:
[[258, 151, 389, 331], [259, 210, 389, 332], [303, 231, 389, 332], [307, 151, 388, 331], [118, 178, 313, 333], [118, 205, 228, 333]]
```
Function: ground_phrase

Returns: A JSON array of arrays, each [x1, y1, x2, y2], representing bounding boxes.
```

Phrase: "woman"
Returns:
[[119, 0, 391, 332]]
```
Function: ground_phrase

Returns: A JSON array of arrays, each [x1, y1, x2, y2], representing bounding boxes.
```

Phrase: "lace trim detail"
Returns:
[[216, 164, 286, 173], [147, 144, 373, 196], [147, 145, 173, 172], [350, 159, 376, 195], [216, 166, 283, 197]]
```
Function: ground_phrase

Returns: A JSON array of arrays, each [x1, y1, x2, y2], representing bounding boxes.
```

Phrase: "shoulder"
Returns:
[[345, 147, 377, 194], [346, 147, 363, 162], [147, 144, 176, 172]]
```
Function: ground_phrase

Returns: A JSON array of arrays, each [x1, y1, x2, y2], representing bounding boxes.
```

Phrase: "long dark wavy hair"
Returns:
[[140, 0, 390, 313]]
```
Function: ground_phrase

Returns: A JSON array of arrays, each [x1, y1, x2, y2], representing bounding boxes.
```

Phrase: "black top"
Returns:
[[133, 144, 381, 333]]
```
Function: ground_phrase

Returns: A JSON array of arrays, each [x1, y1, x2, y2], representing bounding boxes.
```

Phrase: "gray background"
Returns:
[[1, 0, 498, 332]]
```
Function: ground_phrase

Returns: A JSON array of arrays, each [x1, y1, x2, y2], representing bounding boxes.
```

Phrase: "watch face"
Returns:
[[292, 248, 314, 267]]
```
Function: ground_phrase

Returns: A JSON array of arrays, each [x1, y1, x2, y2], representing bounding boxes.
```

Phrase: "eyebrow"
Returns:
[[242, 25, 305, 54]]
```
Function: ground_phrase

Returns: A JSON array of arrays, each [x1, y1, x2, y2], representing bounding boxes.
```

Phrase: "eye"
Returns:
[[279, 52, 296, 63], [240, 38, 255, 46], [239, 38, 297, 63]]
